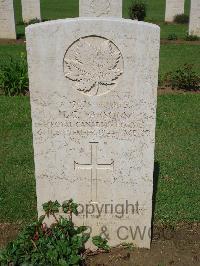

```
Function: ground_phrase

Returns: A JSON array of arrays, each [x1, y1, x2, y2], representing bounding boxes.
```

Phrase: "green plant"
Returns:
[[129, 0, 147, 21], [174, 14, 189, 24], [92, 236, 110, 251], [165, 64, 200, 91], [167, 33, 178, 40], [185, 33, 200, 41], [0, 199, 108, 265], [0, 53, 28, 96], [158, 74, 164, 87], [121, 242, 134, 251], [24, 18, 41, 26]]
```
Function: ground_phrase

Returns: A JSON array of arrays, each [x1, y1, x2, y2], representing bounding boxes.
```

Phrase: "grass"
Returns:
[[13, 0, 191, 39], [0, 45, 25, 67], [159, 23, 189, 39], [0, 97, 36, 223], [0, 95, 199, 224], [155, 94, 200, 223], [159, 44, 200, 78]]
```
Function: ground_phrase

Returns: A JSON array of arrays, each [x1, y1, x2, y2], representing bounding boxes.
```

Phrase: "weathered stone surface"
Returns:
[[79, 0, 122, 17], [189, 0, 200, 36], [165, 0, 185, 22], [0, 0, 16, 39], [21, 0, 41, 23], [26, 18, 160, 249]]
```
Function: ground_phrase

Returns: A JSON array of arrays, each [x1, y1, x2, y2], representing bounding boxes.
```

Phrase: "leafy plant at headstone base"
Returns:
[[158, 73, 164, 88], [0, 199, 110, 265], [174, 14, 189, 24], [167, 33, 178, 40], [24, 18, 41, 26], [92, 236, 110, 252], [185, 32, 200, 41], [0, 53, 29, 96], [164, 64, 200, 91], [129, 0, 147, 21], [121, 242, 134, 251]]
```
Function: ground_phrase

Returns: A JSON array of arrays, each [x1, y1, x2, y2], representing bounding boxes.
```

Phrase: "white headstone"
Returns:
[[26, 18, 160, 249], [0, 0, 16, 39], [165, 0, 185, 22], [21, 0, 41, 23], [79, 0, 122, 17], [189, 0, 200, 36]]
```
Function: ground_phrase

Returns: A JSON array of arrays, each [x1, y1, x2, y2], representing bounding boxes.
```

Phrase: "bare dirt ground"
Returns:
[[158, 87, 200, 95], [86, 223, 200, 266], [1, 223, 199, 266], [160, 40, 200, 45], [0, 223, 21, 248], [0, 39, 26, 45]]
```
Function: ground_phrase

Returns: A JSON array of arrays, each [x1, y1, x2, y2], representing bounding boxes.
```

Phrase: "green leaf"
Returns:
[[42, 200, 61, 216], [69, 254, 81, 265], [81, 233, 90, 244], [39, 215, 45, 223], [58, 259, 69, 266], [92, 236, 110, 251], [76, 226, 88, 234], [1, 199, 89, 265]]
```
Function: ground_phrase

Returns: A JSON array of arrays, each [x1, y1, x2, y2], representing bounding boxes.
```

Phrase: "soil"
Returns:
[[157, 87, 200, 95], [1, 223, 199, 266], [160, 40, 200, 45], [0, 38, 26, 45], [0, 223, 21, 248]]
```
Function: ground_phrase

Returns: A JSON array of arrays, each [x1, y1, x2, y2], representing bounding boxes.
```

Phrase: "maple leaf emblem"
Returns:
[[90, 0, 111, 17], [64, 36, 123, 96]]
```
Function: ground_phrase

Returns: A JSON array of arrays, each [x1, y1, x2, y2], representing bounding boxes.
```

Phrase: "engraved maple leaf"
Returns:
[[64, 38, 123, 96], [91, 0, 111, 17]]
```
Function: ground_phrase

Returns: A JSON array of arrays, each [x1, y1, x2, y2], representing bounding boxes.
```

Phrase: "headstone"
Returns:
[[21, 0, 41, 23], [0, 0, 16, 39], [79, 0, 122, 17], [189, 0, 200, 36], [26, 16, 160, 249], [165, 0, 185, 22]]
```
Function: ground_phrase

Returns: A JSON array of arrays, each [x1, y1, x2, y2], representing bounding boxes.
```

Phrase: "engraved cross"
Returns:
[[74, 142, 114, 203]]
